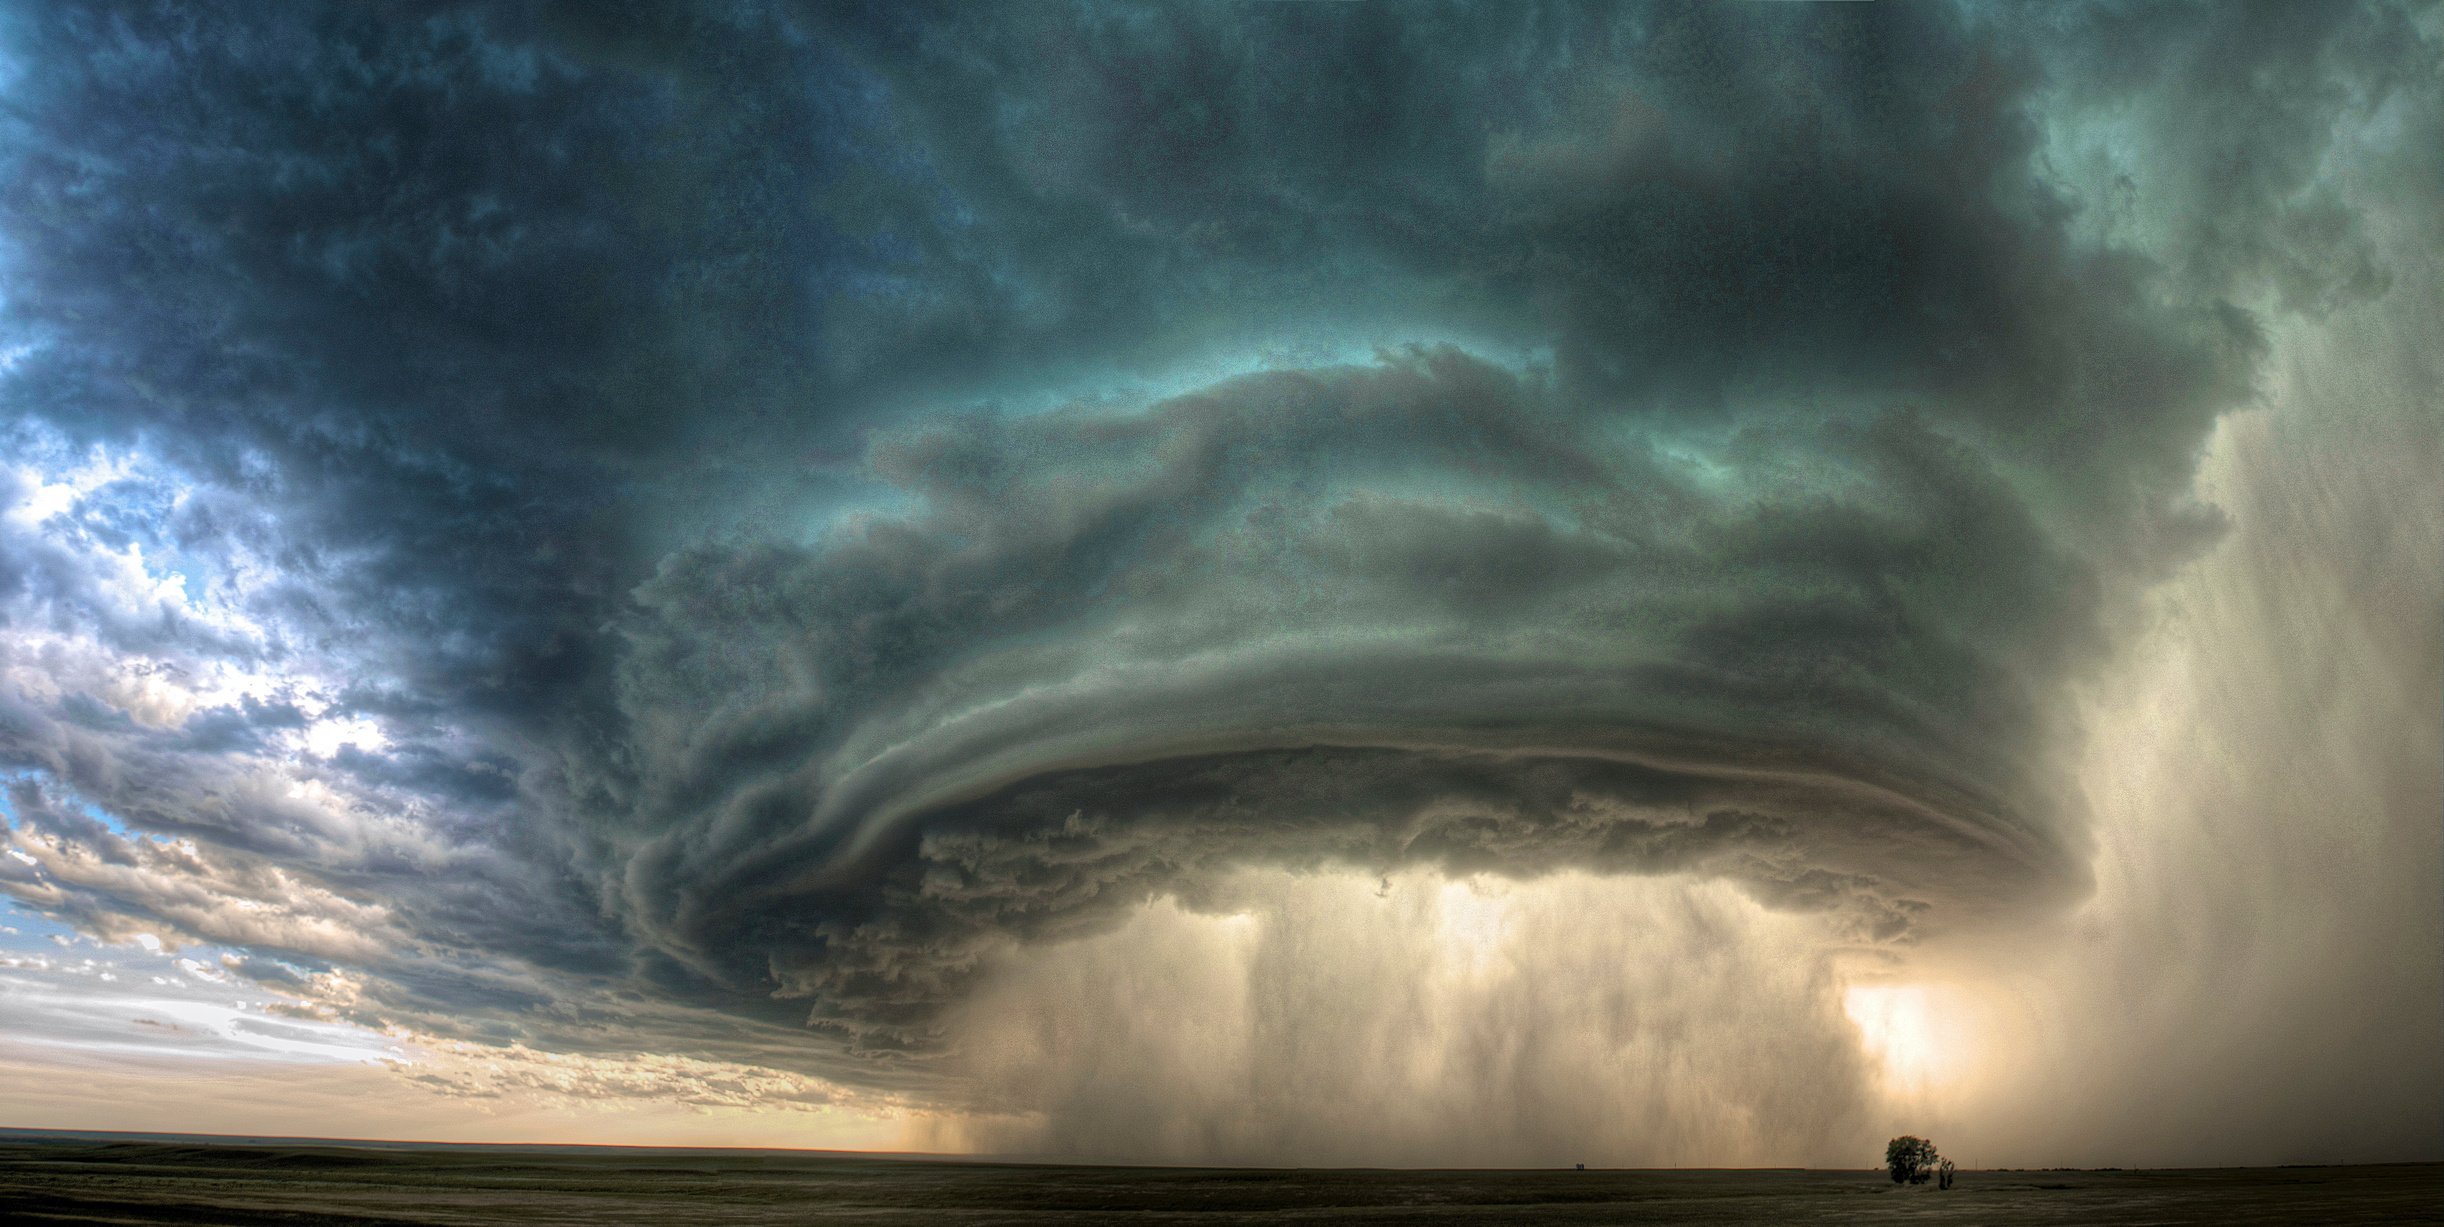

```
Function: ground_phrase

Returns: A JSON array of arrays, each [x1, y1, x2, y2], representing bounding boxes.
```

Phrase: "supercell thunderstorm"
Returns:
[[0, 1, 2435, 1163]]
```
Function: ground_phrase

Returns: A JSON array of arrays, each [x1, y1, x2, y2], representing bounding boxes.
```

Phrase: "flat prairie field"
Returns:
[[1, 1134, 2437, 1226]]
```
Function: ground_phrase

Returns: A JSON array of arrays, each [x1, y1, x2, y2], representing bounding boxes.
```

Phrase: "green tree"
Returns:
[[1884, 1136, 1939, 1185]]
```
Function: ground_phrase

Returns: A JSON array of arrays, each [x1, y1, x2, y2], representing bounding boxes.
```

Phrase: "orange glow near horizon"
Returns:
[[1843, 981, 1974, 1105]]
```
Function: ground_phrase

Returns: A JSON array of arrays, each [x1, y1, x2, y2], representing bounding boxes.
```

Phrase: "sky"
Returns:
[[0, 0, 2436, 1168]]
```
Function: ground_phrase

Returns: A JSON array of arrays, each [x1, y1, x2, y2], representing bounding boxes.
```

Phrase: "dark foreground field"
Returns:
[[2, 1133, 2437, 1226]]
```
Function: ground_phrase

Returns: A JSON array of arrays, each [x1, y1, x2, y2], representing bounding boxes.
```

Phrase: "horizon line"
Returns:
[[4, 1126, 2436, 1174]]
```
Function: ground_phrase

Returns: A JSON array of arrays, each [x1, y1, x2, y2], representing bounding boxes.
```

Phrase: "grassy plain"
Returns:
[[2, 1131, 2437, 1225]]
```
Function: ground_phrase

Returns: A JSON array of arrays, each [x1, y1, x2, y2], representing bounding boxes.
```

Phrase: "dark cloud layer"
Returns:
[[0, 0, 2434, 1142], [602, 353, 2118, 1054]]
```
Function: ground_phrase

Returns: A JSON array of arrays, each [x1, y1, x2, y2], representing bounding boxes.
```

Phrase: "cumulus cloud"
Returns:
[[1, 778, 400, 962], [0, 0, 2433, 1160]]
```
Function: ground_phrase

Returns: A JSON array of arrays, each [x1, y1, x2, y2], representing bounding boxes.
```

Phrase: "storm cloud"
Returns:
[[0, 0, 2434, 1159]]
